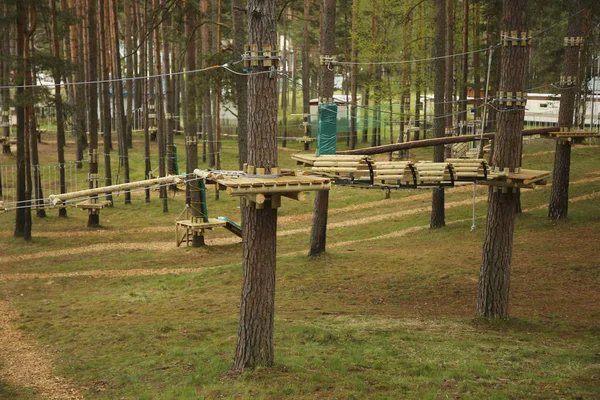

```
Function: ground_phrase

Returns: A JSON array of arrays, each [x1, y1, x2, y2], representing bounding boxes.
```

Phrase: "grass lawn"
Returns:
[[0, 136, 599, 399]]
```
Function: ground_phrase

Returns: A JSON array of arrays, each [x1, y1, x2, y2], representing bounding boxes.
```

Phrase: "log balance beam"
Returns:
[[336, 127, 559, 156], [48, 175, 183, 205]]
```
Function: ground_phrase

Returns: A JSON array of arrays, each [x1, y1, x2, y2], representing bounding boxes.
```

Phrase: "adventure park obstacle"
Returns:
[[292, 153, 550, 192]]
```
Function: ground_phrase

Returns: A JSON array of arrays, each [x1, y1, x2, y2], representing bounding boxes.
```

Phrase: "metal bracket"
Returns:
[[243, 44, 281, 69], [496, 91, 527, 108], [564, 36, 583, 46], [559, 75, 577, 87], [501, 30, 532, 46], [186, 136, 198, 146]]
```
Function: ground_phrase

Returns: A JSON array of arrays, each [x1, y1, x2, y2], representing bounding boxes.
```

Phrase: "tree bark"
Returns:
[[184, 0, 204, 247], [110, 0, 131, 203], [125, 0, 134, 149], [478, 0, 530, 319], [232, 0, 248, 169], [350, 0, 358, 150], [141, 0, 151, 202], [152, 0, 167, 211], [162, 0, 176, 175], [69, 0, 85, 169], [99, 0, 113, 205], [232, 0, 279, 372], [548, 1, 584, 220], [458, 0, 468, 135], [86, 0, 100, 227], [281, 9, 288, 148], [445, 0, 454, 145], [431, 0, 446, 229], [1, 4, 10, 155], [51, 0, 67, 217], [302, 0, 311, 150], [473, 1, 481, 119], [200, 0, 215, 168], [14, 0, 32, 240], [308, 0, 336, 258]]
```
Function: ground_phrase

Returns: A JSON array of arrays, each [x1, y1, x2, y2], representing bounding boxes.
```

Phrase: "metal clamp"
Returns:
[[501, 30, 532, 46]]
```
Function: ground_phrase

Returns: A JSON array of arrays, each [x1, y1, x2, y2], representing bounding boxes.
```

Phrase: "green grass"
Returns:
[[1, 137, 599, 399]]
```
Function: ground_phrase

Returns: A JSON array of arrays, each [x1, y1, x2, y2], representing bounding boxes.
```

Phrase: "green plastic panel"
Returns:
[[317, 103, 338, 156]]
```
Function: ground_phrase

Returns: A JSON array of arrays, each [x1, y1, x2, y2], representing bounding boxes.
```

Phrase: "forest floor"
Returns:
[[0, 136, 599, 399]]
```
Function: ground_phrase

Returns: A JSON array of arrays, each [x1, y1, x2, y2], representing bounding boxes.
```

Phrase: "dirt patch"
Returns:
[[0, 237, 241, 265], [0, 301, 82, 399]]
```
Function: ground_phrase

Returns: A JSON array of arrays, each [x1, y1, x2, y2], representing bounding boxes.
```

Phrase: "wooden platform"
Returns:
[[482, 168, 550, 191], [292, 153, 319, 166], [196, 169, 331, 209], [541, 129, 599, 141], [175, 218, 227, 247]]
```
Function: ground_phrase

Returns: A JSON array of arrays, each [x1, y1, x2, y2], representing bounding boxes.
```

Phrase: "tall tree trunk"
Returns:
[[133, 0, 142, 125], [50, 0, 67, 217], [477, 0, 530, 319], [200, 0, 215, 168], [281, 8, 288, 148], [153, 0, 168, 212], [399, 8, 412, 144], [125, 0, 134, 149], [232, 0, 248, 168], [110, 0, 131, 203], [302, 0, 311, 150], [414, 2, 425, 141], [14, 0, 32, 239], [24, 12, 45, 220], [184, 0, 204, 247], [86, 0, 99, 227], [291, 41, 297, 114], [473, 1, 481, 119], [548, 1, 585, 220], [141, 0, 151, 202], [69, 0, 85, 169], [99, 0, 113, 205], [309, 0, 336, 258], [350, 0, 358, 149], [214, 0, 222, 184], [162, 0, 176, 174], [1, 4, 10, 155], [431, 0, 446, 229], [444, 0, 454, 159], [458, 0, 468, 135], [232, 0, 279, 372]]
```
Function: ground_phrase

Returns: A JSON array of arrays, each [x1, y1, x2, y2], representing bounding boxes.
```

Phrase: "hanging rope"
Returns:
[[471, 182, 477, 231]]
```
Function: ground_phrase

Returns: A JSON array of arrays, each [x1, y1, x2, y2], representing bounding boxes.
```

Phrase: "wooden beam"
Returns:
[[336, 127, 559, 156], [49, 175, 182, 203]]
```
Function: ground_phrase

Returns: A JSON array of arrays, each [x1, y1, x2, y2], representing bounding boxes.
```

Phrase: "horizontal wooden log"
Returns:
[[376, 169, 408, 174], [49, 175, 182, 203], [311, 167, 357, 173], [337, 127, 559, 156], [318, 155, 369, 160], [313, 161, 362, 167], [374, 174, 411, 180]]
